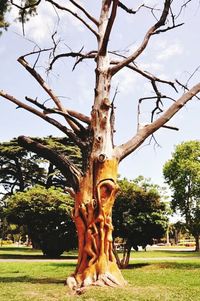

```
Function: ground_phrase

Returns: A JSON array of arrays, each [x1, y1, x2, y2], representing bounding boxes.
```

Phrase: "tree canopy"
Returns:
[[5, 185, 76, 257], [0, 136, 81, 197], [163, 140, 200, 251], [113, 177, 168, 267]]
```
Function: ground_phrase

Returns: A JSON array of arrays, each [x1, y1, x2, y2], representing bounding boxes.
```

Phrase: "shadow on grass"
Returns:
[[125, 260, 200, 271], [0, 276, 66, 284], [0, 254, 78, 260], [124, 263, 150, 269]]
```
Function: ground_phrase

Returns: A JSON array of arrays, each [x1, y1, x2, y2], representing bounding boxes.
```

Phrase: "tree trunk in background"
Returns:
[[195, 235, 200, 252]]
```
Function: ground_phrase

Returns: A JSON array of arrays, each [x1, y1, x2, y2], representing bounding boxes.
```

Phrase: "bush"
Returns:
[[4, 186, 77, 257]]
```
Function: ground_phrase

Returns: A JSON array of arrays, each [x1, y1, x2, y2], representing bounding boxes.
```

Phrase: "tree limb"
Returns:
[[18, 55, 83, 132], [110, 58, 177, 91], [46, 0, 99, 38], [25, 96, 88, 135], [69, 0, 99, 26], [67, 110, 91, 125], [99, 0, 119, 56], [110, 0, 172, 75], [18, 135, 82, 191], [114, 82, 200, 161], [0, 90, 84, 148], [48, 50, 96, 71]]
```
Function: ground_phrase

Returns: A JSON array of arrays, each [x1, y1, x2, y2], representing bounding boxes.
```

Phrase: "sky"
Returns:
[[0, 0, 200, 190]]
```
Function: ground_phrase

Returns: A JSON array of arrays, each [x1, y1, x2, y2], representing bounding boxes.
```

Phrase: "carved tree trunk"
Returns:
[[70, 159, 125, 288]]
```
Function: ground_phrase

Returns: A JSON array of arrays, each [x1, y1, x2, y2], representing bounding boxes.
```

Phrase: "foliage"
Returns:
[[163, 140, 200, 250], [0, 136, 81, 196], [4, 185, 77, 257], [0, 0, 9, 34], [113, 177, 168, 267]]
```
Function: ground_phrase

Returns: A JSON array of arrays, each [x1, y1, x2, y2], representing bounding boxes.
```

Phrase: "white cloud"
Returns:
[[113, 69, 139, 95], [9, 1, 84, 44], [140, 62, 164, 72], [156, 43, 183, 61]]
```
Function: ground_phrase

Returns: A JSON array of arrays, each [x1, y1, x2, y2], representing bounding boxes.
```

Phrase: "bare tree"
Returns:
[[1, 0, 200, 291]]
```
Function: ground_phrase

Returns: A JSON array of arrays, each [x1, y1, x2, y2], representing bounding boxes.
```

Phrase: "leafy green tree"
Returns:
[[163, 140, 200, 251], [0, 136, 81, 196], [113, 178, 168, 268], [5, 185, 76, 257]]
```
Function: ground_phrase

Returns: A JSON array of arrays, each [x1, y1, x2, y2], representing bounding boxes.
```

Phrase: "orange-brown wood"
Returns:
[[68, 158, 126, 290]]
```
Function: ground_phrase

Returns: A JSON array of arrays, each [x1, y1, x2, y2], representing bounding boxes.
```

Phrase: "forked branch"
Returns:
[[114, 82, 200, 161], [110, 0, 172, 75], [0, 90, 84, 148], [46, 0, 99, 38]]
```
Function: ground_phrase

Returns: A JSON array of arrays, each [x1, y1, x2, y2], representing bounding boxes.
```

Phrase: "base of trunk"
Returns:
[[66, 254, 126, 292]]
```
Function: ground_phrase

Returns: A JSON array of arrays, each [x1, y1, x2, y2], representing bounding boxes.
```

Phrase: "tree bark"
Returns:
[[67, 158, 126, 289]]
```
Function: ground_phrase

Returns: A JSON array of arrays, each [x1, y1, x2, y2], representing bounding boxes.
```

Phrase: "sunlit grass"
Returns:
[[1, 247, 200, 300]]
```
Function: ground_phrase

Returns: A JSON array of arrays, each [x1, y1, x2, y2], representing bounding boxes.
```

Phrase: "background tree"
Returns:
[[113, 178, 168, 268], [0, 0, 200, 290], [163, 140, 200, 251], [0, 136, 81, 197], [4, 185, 76, 257]]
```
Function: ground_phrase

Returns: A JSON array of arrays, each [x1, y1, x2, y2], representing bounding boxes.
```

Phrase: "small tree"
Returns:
[[113, 178, 168, 267], [163, 140, 200, 251], [1, 0, 200, 289], [5, 185, 76, 257]]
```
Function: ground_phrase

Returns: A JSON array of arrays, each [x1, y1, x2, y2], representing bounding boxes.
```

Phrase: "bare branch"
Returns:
[[46, 0, 99, 38], [69, 0, 99, 26], [152, 22, 184, 35], [162, 125, 179, 131], [18, 56, 65, 111], [25, 96, 87, 134], [110, 0, 173, 75], [18, 135, 82, 191], [110, 58, 177, 91], [17, 55, 84, 132], [114, 82, 200, 161], [67, 110, 91, 125], [99, 0, 119, 56], [0, 90, 84, 147], [49, 50, 96, 71]]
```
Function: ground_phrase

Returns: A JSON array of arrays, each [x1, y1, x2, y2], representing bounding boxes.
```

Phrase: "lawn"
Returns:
[[1, 246, 200, 301]]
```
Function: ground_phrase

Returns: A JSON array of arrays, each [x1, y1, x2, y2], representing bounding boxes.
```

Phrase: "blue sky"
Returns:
[[0, 0, 200, 187]]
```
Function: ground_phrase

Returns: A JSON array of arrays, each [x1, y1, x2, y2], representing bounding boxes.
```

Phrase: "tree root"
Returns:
[[66, 261, 127, 295]]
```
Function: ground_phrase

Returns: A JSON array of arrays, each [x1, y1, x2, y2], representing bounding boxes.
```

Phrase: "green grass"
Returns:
[[1, 246, 200, 301], [0, 246, 78, 259]]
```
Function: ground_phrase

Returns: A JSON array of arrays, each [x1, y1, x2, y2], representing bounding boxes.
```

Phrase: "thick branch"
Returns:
[[110, 0, 172, 75], [99, 0, 119, 56], [18, 136, 81, 191], [111, 58, 177, 90], [18, 56, 82, 131], [25, 96, 87, 134], [0, 90, 84, 147], [46, 0, 99, 38], [49, 50, 96, 71], [69, 0, 99, 26], [67, 110, 91, 125], [114, 82, 200, 161]]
